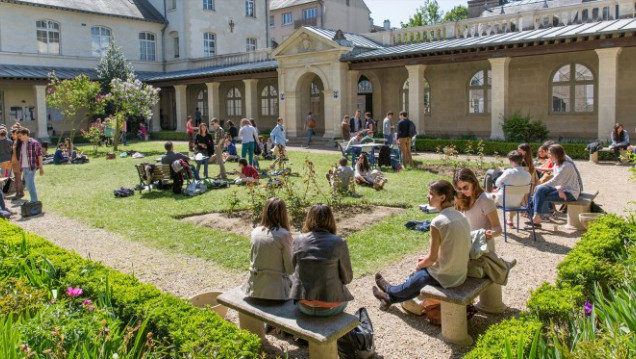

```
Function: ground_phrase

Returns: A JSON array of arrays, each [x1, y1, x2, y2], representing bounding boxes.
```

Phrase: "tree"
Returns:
[[402, 0, 442, 28], [443, 5, 468, 22], [96, 42, 134, 94]]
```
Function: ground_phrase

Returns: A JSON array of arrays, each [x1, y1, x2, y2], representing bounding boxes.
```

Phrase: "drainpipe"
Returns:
[[161, 0, 168, 73], [319, 0, 325, 28], [265, 0, 270, 48]]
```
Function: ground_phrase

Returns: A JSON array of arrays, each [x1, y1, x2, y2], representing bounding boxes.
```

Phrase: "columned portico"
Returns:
[[151, 101, 161, 132], [34, 85, 49, 141], [283, 91, 298, 137], [488, 57, 510, 139], [324, 63, 349, 138], [205, 82, 221, 121], [405, 64, 427, 134], [596, 47, 623, 141], [243, 79, 259, 120], [174, 85, 187, 132]]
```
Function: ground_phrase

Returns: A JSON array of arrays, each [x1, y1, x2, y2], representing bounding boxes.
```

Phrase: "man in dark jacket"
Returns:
[[397, 111, 415, 167]]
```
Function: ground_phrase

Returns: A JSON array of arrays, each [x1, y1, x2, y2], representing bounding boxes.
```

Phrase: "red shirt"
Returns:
[[241, 165, 259, 179]]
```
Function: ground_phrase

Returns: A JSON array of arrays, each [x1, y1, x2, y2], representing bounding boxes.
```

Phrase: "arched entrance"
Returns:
[[357, 76, 373, 114], [297, 73, 325, 137]]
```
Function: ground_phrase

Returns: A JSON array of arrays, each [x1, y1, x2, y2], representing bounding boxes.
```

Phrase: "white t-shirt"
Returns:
[[20, 142, 28, 169], [495, 166, 532, 208], [239, 125, 257, 144], [427, 207, 471, 288], [383, 117, 391, 135]]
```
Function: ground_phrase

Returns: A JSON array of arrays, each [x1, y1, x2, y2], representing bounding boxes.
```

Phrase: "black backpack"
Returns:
[[337, 307, 376, 359], [378, 145, 391, 167], [408, 120, 416, 137], [483, 169, 503, 193]]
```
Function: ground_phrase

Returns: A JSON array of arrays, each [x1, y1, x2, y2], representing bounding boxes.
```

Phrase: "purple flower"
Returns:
[[66, 287, 83, 297], [584, 301, 593, 317]]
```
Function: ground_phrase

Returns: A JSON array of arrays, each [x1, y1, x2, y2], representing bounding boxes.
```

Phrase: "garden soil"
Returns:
[[8, 149, 636, 359]]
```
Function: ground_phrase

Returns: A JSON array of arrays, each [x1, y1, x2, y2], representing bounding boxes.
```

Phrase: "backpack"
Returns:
[[483, 169, 503, 193], [408, 120, 416, 137], [2, 177, 15, 195], [205, 179, 229, 189], [586, 141, 603, 154], [378, 145, 391, 167], [114, 187, 135, 198], [337, 308, 375, 359], [308, 117, 316, 129]]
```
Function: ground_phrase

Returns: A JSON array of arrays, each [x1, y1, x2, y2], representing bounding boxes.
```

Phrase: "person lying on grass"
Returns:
[[233, 158, 260, 184]]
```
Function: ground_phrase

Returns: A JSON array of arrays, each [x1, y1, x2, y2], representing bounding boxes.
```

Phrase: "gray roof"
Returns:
[[146, 60, 278, 82], [482, 0, 584, 17], [270, 0, 317, 11], [344, 18, 636, 61], [1, 0, 166, 23], [0, 64, 158, 81], [304, 26, 383, 49]]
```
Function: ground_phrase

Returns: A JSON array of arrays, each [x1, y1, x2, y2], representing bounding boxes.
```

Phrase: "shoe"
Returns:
[[525, 220, 542, 229], [372, 286, 391, 311], [375, 273, 389, 292], [11, 195, 24, 202]]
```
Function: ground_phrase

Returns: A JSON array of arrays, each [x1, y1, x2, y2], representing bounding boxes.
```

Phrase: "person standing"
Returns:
[[210, 118, 227, 179], [269, 118, 287, 148], [364, 112, 375, 133], [341, 115, 351, 141], [382, 112, 394, 145], [227, 120, 239, 144], [397, 111, 415, 167], [15, 128, 43, 203], [195, 123, 213, 178], [305, 112, 316, 146], [238, 118, 258, 166], [10, 127, 24, 200], [0, 126, 13, 178], [186, 116, 195, 152], [195, 107, 202, 127], [120, 119, 127, 146], [349, 110, 363, 134]]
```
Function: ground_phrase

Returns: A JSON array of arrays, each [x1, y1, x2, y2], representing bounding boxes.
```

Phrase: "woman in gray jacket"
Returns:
[[242, 198, 294, 300], [291, 204, 354, 316]]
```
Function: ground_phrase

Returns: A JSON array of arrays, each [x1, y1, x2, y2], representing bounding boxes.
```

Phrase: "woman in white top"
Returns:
[[242, 198, 293, 300], [531, 144, 581, 228], [238, 118, 258, 166], [372, 180, 471, 310]]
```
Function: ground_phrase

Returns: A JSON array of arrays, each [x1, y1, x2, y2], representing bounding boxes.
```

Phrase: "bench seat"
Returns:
[[217, 287, 359, 359], [135, 164, 172, 193], [590, 147, 627, 164], [562, 190, 599, 230]]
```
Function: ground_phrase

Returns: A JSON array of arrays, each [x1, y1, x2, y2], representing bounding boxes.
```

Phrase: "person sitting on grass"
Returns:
[[233, 158, 259, 184], [53, 143, 69, 164], [373, 180, 471, 311], [223, 136, 239, 162], [137, 123, 148, 141], [354, 153, 387, 190], [494, 150, 532, 228], [328, 157, 354, 194]]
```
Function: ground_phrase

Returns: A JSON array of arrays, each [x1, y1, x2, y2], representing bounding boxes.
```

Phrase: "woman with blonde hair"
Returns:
[[291, 204, 353, 316], [243, 198, 294, 300], [238, 118, 258, 166]]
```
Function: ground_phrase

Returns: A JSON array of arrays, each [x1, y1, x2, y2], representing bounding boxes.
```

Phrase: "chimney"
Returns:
[[383, 19, 391, 30]]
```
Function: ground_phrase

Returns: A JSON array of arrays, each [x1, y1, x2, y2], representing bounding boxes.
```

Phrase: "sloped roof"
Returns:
[[270, 0, 317, 11], [304, 26, 383, 50], [146, 61, 278, 82], [0, 64, 158, 81], [344, 18, 636, 61], [481, 0, 584, 17], [0, 0, 166, 23]]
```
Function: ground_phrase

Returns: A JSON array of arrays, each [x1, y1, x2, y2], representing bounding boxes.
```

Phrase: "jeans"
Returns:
[[307, 129, 315, 144], [190, 164, 201, 181], [533, 186, 575, 215], [0, 191, 6, 210], [23, 168, 38, 202], [384, 134, 393, 145], [386, 268, 439, 304], [241, 141, 255, 165], [121, 132, 127, 146], [298, 302, 347, 317], [196, 159, 208, 178]]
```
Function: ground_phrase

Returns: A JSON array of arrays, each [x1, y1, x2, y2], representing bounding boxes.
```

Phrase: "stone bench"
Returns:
[[589, 147, 627, 164], [562, 190, 598, 230], [217, 287, 359, 359], [419, 260, 517, 346]]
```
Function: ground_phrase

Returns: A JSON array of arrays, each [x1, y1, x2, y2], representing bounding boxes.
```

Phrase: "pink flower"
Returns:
[[83, 300, 95, 312], [66, 287, 83, 297], [83, 299, 92, 306]]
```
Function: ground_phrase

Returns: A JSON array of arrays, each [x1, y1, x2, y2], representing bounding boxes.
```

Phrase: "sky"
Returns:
[[365, 0, 469, 28]]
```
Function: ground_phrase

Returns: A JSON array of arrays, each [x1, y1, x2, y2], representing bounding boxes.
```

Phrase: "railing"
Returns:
[[364, 0, 636, 46], [187, 48, 272, 70], [294, 17, 318, 29]]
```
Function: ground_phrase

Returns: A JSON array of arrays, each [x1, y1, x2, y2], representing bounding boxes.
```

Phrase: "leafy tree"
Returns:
[[402, 0, 442, 28], [96, 42, 134, 94], [443, 5, 469, 22]]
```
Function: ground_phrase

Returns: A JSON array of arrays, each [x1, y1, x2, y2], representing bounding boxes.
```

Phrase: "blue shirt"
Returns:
[[270, 124, 286, 146], [53, 149, 68, 164], [226, 142, 237, 156]]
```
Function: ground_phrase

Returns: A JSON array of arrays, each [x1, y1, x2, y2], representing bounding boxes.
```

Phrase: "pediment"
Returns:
[[271, 28, 350, 58]]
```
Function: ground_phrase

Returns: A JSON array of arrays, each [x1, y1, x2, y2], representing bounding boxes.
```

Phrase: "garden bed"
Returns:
[[182, 205, 406, 238]]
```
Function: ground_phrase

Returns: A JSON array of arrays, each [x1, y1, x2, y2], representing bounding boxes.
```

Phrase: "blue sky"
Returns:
[[365, 0, 468, 27]]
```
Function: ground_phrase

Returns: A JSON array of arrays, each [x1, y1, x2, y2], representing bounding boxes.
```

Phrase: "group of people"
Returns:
[[91, 118, 148, 146], [51, 138, 88, 165]]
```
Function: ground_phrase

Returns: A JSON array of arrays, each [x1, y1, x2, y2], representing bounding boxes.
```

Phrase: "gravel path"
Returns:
[[7, 149, 635, 359]]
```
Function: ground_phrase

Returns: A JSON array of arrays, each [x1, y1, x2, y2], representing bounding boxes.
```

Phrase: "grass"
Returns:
[[34, 141, 441, 276]]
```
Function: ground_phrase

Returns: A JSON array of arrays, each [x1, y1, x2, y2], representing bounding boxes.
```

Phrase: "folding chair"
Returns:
[[497, 184, 536, 242]]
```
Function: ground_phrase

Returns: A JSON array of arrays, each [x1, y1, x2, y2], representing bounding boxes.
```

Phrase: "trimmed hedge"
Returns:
[[150, 130, 189, 141], [463, 316, 543, 359], [0, 221, 260, 358], [526, 283, 584, 324]]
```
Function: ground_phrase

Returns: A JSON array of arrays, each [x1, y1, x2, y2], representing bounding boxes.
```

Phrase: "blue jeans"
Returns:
[[386, 268, 439, 304], [23, 168, 38, 202], [384, 134, 393, 145], [0, 191, 6, 210], [196, 159, 208, 178], [121, 132, 127, 146], [307, 129, 315, 144], [190, 164, 200, 181], [298, 302, 347, 317], [533, 186, 575, 215], [241, 141, 255, 166]]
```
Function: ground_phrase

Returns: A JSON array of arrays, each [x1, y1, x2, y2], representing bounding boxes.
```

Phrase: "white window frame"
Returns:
[[246, 38, 257, 51], [227, 87, 243, 117], [246, 0, 255, 17], [36, 20, 60, 54], [139, 32, 156, 61], [550, 63, 595, 114], [91, 26, 112, 57], [203, 32, 216, 57], [468, 69, 491, 114], [303, 7, 318, 20], [282, 12, 292, 25], [203, 0, 215, 10], [260, 85, 278, 117], [269, 15, 275, 27], [173, 36, 180, 58]]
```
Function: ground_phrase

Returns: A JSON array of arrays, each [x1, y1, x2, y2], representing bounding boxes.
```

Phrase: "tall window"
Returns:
[[303, 7, 318, 19], [91, 26, 111, 57], [168, 0, 176, 10], [36, 20, 60, 54], [282, 12, 292, 25], [173, 36, 180, 58], [551, 63, 595, 113], [203, 0, 215, 10], [310, 81, 320, 96], [246, 38, 257, 51], [261, 85, 278, 116], [269, 15, 275, 27], [245, 0, 255, 17], [400, 79, 431, 114], [139, 32, 156, 61], [227, 87, 243, 116], [203, 32, 216, 57], [196, 90, 208, 119], [468, 69, 491, 114]]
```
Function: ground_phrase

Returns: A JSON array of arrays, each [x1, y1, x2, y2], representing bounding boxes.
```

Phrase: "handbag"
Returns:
[[21, 201, 42, 217], [253, 134, 262, 155], [337, 307, 375, 359], [106, 152, 116, 160], [2, 177, 15, 195]]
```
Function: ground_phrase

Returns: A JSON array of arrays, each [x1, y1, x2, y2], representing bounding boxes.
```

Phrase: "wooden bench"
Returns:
[[217, 287, 359, 359], [589, 147, 627, 164], [418, 261, 517, 346], [562, 190, 599, 230], [135, 163, 172, 193]]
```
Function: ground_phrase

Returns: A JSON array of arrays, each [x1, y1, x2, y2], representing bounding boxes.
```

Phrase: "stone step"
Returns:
[[285, 136, 336, 148]]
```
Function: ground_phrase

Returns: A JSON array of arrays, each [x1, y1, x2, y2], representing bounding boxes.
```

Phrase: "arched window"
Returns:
[[401, 80, 409, 112], [400, 79, 431, 114], [260, 85, 278, 116], [468, 69, 491, 114], [227, 87, 242, 117], [36, 20, 60, 54], [551, 63, 595, 113], [358, 79, 373, 94], [203, 32, 216, 57], [91, 26, 111, 57], [139, 32, 156, 61], [196, 89, 208, 119]]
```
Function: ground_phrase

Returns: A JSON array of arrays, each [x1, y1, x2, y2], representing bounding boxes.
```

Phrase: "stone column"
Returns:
[[243, 79, 259, 120], [405, 64, 427, 134], [151, 100, 161, 132], [347, 70, 360, 115], [596, 48, 623, 141], [205, 82, 221, 122], [174, 85, 187, 132], [34, 85, 49, 141], [284, 91, 298, 137], [488, 57, 510, 140]]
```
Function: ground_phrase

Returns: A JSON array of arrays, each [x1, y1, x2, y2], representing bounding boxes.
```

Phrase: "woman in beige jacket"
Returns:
[[242, 198, 294, 300]]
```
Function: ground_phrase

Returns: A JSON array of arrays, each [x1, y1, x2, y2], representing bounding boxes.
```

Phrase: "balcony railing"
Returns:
[[294, 17, 318, 29], [187, 48, 272, 70]]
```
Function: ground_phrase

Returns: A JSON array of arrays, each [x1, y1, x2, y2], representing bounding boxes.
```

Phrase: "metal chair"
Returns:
[[496, 184, 536, 242]]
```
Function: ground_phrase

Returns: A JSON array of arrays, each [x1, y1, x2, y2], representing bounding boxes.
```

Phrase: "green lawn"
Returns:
[[35, 141, 440, 276]]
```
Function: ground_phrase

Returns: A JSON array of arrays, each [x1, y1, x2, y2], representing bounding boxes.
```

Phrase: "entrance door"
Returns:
[[357, 76, 373, 114]]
